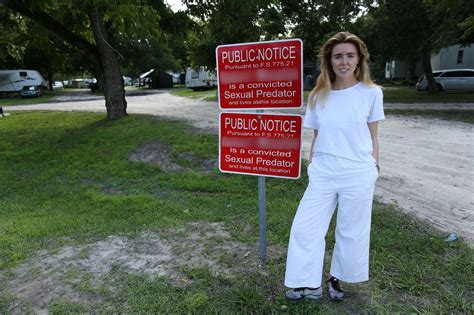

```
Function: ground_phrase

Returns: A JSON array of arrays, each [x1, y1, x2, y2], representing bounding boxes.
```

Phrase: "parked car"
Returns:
[[20, 85, 42, 98], [416, 69, 474, 92], [84, 78, 97, 88]]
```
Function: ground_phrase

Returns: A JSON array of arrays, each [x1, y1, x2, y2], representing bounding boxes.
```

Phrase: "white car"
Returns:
[[416, 69, 474, 92], [20, 85, 42, 98]]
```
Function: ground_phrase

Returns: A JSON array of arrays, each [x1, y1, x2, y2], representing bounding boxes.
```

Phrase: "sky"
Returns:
[[166, 0, 187, 12]]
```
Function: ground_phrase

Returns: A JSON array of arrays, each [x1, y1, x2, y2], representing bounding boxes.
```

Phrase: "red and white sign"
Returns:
[[219, 112, 302, 179], [216, 39, 303, 110]]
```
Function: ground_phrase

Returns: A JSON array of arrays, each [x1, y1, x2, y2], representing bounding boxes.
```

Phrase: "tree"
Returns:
[[88, 6, 127, 118], [0, 6, 90, 88], [364, 0, 439, 91], [105, 1, 187, 77], [184, 0, 286, 69], [1, 0, 128, 119], [0, 9, 28, 66], [367, 0, 429, 81], [150, 1, 195, 72], [1, 0, 178, 120], [365, 0, 473, 92], [22, 29, 77, 90], [427, 0, 474, 49], [281, 0, 365, 63]]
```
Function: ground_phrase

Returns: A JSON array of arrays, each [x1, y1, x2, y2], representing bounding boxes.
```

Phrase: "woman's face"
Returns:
[[330, 42, 359, 81]]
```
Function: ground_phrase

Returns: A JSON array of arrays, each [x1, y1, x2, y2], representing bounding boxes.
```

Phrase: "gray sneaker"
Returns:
[[285, 287, 323, 301], [327, 277, 344, 301]]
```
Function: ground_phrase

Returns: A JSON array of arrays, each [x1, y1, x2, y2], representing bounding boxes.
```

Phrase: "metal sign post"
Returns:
[[218, 111, 303, 264], [257, 109, 266, 263], [258, 174, 266, 263]]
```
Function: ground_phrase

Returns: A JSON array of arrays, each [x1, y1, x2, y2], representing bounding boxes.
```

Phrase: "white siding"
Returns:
[[431, 44, 474, 70]]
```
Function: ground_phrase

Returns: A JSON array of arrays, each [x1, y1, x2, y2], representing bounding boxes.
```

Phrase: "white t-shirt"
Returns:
[[304, 82, 385, 164]]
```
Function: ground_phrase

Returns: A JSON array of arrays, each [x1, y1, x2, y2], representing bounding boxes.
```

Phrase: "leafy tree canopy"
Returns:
[[184, 0, 286, 69], [281, 0, 366, 62]]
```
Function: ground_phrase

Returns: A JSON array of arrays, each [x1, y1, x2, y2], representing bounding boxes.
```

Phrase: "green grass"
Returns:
[[0, 112, 472, 313], [302, 87, 474, 103], [381, 86, 474, 103], [0, 90, 58, 106], [171, 87, 218, 101], [385, 109, 474, 124], [173, 85, 473, 104], [0, 88, 106, 107]]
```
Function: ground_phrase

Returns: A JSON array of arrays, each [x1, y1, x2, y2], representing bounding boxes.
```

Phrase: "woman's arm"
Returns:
[[308, 129, 318, 164], [368, 121, 380, 172]]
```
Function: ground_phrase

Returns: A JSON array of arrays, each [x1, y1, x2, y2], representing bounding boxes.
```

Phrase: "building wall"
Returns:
[[431, 44, 474, 70], [385, 43, 474, 79], [384, 60, 423, 79]]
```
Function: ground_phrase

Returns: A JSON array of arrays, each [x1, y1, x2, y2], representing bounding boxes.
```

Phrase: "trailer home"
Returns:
[[0, 70, 46, 94], [185, 67, 217, 90]]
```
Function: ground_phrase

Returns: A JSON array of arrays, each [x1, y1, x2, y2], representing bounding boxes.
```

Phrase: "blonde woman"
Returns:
[[284, 32, 384, 301]]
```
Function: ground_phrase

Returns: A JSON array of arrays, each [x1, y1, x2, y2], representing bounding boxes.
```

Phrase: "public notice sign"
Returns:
[[219, 112, 302, 179], [216, 39, 303, 110]]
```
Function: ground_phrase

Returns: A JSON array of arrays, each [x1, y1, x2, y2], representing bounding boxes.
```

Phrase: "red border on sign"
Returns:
[[219, 112, 303, 179], [216, 39, 303, 110]]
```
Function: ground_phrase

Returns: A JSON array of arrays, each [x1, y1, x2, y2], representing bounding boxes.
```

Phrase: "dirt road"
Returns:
[[5, 91, 474, 245]]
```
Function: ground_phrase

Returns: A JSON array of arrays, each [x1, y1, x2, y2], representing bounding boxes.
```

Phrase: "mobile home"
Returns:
[[185, 67, 217, 90], [385, 43, 474, 80], [0, 70, 46, 94]]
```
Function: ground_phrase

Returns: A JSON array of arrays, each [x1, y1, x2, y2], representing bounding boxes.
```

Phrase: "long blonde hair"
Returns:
[[309, 32, 375, 107]]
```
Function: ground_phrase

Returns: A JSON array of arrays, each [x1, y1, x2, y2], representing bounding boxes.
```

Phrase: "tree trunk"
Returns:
[[4, 1, 127, 119], [406, 60, 416, 83], [91, 65, 105, 93], [421, 45, 437, 93], [48, 72, 53, 91], [88, 7, 127, 120]]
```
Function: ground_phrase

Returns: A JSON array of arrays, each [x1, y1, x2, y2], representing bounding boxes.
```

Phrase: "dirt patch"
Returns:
[[176, 152, 219, 170], [300, 115, 474, 246], [129, 139, 218, 172], [1, 222, 283, 314], [101, 186, 125, 195], [129, 140, 182, 171]]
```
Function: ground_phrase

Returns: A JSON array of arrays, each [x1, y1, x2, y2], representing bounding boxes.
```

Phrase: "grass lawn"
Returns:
[[381, 86, 474, 103], [0, 112, 472, 313], [172, 86, 473, 105], [0, 90, 59, 106], [302, 87, 474, 103], [171, 87, 473, 124], [171, 87, 217, 101]]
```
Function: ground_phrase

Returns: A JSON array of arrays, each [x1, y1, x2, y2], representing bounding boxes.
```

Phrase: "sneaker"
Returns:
[[285, 287, 323, 301], [327, 277, 344, 301]]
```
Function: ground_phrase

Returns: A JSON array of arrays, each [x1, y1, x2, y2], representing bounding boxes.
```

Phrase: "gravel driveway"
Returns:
[[5, 90, 474, 246]]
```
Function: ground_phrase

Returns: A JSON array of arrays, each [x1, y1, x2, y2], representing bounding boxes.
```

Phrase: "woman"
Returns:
[[284, 32, 384, 301]]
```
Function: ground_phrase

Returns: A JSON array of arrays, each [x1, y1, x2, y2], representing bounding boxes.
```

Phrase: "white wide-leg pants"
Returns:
[[284, 155, 378, 288]]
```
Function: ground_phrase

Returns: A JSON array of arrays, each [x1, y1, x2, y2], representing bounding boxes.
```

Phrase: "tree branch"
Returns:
[[3, 0, 99, 59]]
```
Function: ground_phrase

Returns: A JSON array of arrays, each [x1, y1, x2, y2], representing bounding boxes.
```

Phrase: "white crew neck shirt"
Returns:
[[304, 82, 385, 166]]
